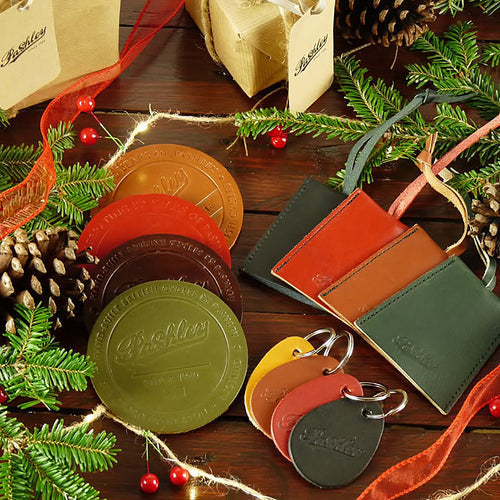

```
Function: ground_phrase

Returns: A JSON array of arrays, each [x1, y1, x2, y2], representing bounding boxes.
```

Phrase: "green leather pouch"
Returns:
[[355, 255, 500, 414]]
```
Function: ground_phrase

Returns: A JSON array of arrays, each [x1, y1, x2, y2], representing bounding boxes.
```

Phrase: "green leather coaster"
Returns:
[[241, 177, 346, 307], [355, 256, 500, 414], [88, 280, 248, 433]]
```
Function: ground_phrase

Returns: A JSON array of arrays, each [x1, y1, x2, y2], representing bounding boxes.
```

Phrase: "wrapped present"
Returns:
[[1, 0, 121, 116], [185, 0, 299, 97]]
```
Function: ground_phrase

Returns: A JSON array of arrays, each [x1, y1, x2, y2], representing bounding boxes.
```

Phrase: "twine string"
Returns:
[[66, 405, 275, 500]]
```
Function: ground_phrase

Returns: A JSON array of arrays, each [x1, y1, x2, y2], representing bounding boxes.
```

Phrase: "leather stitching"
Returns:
[[241, 177, 312, 270], [273, 190, 361, 273], [357, 257, 500, 412], [321, 226, 421, 297]]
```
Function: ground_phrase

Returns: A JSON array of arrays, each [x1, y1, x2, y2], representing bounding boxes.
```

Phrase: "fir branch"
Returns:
[[235, 107, 373, 141], [0, 305, 95, 410], [0, 109, 8, 128], [0, 413, 118, 500], [23, 163, 115, 233], [481, 43, 500, 67], [28, 421, 117, 473], [44, 122, 75, 164], [448, 160, 500, 196], [406, 22, 500, 119], [22, 448, 100, 500], [436, 0, 500, 15]]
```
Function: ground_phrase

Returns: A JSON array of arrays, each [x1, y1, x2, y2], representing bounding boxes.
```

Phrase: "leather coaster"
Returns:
[[272, 189, 407, 308], [241, 177, 346, 307], [319, 225, 447, 325], [355, 256, 500, 414]]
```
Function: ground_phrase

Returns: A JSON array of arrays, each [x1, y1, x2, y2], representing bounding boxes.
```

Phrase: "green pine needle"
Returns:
[[0, 109, 8, 128], [0, 305, 95, 410], [436, 0, 500, 15], [448, 160, 500, 196]]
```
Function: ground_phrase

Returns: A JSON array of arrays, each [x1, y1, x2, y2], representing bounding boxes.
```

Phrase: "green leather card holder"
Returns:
[[355, 256, 500, 414], [241, 177, 346, 307]]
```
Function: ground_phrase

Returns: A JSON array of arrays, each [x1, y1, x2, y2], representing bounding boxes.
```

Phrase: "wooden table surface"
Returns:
[[2, 1, 500, 498]]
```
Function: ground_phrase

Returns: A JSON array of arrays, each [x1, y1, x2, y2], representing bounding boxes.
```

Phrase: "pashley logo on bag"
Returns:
[[1, 27, 47, 67]]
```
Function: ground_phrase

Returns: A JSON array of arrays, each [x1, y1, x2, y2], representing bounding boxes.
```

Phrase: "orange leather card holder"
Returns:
[[271, 189, 408, 305], [318, 225, 448, 324]]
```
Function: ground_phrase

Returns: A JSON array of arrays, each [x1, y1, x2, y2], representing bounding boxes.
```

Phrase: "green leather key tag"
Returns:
[[271, 373, 363, 461], [289, 398, 384, 488]]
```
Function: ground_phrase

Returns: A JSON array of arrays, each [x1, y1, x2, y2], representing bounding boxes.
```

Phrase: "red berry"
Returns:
[[267, 125, 284, 138], [140, 473, 159, 494], [271, 133, 288, 149], [77, 95, 95, 113], [169, 466, 190, 486], [79, 127, 99, 145], [489, 396, 500, 418], [0, 387, 8, 404]]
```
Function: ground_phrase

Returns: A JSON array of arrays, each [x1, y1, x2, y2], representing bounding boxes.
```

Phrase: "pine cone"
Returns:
[[470, 182, 500, 259], [0, 228, 97, 332], [336, 0, 436, 47]]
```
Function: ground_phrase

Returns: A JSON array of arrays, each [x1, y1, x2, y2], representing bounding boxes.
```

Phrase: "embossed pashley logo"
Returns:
[[294, 34, 328, 76], [393, 336, 438, 369], [1, 27, 47, 67], [115, 320, 209, 364], [300, 427, 365, 458]]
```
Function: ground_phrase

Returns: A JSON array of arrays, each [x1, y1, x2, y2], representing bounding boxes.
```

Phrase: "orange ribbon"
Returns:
[[358, 364, 500, 500], [0, 0, 185, 239]]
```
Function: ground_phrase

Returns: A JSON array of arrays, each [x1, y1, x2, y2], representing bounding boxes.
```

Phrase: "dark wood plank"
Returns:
[[14, 411, 500, 500]]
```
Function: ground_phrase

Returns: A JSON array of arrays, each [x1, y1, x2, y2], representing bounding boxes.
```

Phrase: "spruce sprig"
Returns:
[[448, 161, 500, 195], [0, 304, 95, 410], [406, 22, 500, 119], [0, 109, 8, 128], [24, 163, 115, 232], [236, 22, 500, 192], [436, 0, 500, 15], [0, 409, 118, 500]]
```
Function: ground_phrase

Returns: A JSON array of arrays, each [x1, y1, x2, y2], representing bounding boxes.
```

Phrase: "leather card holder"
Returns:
[[241, 177, 346, 307], [355, 256, 500, 414], [271, 189, 407, 306], [319, 225, 447, 324]]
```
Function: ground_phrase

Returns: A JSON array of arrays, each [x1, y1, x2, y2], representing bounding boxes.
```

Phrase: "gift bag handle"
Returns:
[[342, 89, 474, 196]]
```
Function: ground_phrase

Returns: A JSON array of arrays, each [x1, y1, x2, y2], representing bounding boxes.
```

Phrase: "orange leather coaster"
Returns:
[[271, 189, 407, 308], [319, 225, 447, 324]]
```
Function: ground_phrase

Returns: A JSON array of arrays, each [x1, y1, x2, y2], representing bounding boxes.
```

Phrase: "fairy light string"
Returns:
[[67, 405, 275, 500]]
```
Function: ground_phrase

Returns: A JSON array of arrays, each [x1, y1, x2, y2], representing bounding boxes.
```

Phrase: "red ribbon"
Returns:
[[358, 365, 500, 500], [0, 0, 185, 239]]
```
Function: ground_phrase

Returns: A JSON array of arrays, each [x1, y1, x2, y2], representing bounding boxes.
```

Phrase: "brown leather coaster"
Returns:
[[85, 234, 242, 331]]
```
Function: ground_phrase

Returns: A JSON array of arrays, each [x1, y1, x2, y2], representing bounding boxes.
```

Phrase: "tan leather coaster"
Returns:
[[319, 225, 447, 325]]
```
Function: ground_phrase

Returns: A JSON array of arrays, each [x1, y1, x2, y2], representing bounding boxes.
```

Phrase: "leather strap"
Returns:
[[388, 111, 500, 219], [342, 89, 474, 196]]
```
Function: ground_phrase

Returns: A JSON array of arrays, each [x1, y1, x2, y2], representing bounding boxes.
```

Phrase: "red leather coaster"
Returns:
[[271, 373, 363, 461], [249, 356, 342, 438], [79, 194, 231, 267], [319, 225, 447, 324], [271, 189, 407, 308]]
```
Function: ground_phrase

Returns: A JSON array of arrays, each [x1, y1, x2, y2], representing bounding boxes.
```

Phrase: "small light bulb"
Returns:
[[136, 121, 149, 133], [188, 485, 198, 499], [189, 468, 200, 478]]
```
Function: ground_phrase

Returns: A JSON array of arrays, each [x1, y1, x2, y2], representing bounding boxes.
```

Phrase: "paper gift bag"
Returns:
[[2, 0, 120, 115]]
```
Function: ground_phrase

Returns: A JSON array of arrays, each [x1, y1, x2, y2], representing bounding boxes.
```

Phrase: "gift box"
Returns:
[[185, 0, 298, 97], [2, 0, 121, 116]]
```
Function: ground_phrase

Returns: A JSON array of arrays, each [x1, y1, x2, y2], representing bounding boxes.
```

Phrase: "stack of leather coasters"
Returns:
[[80, 145, 248, 433]]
